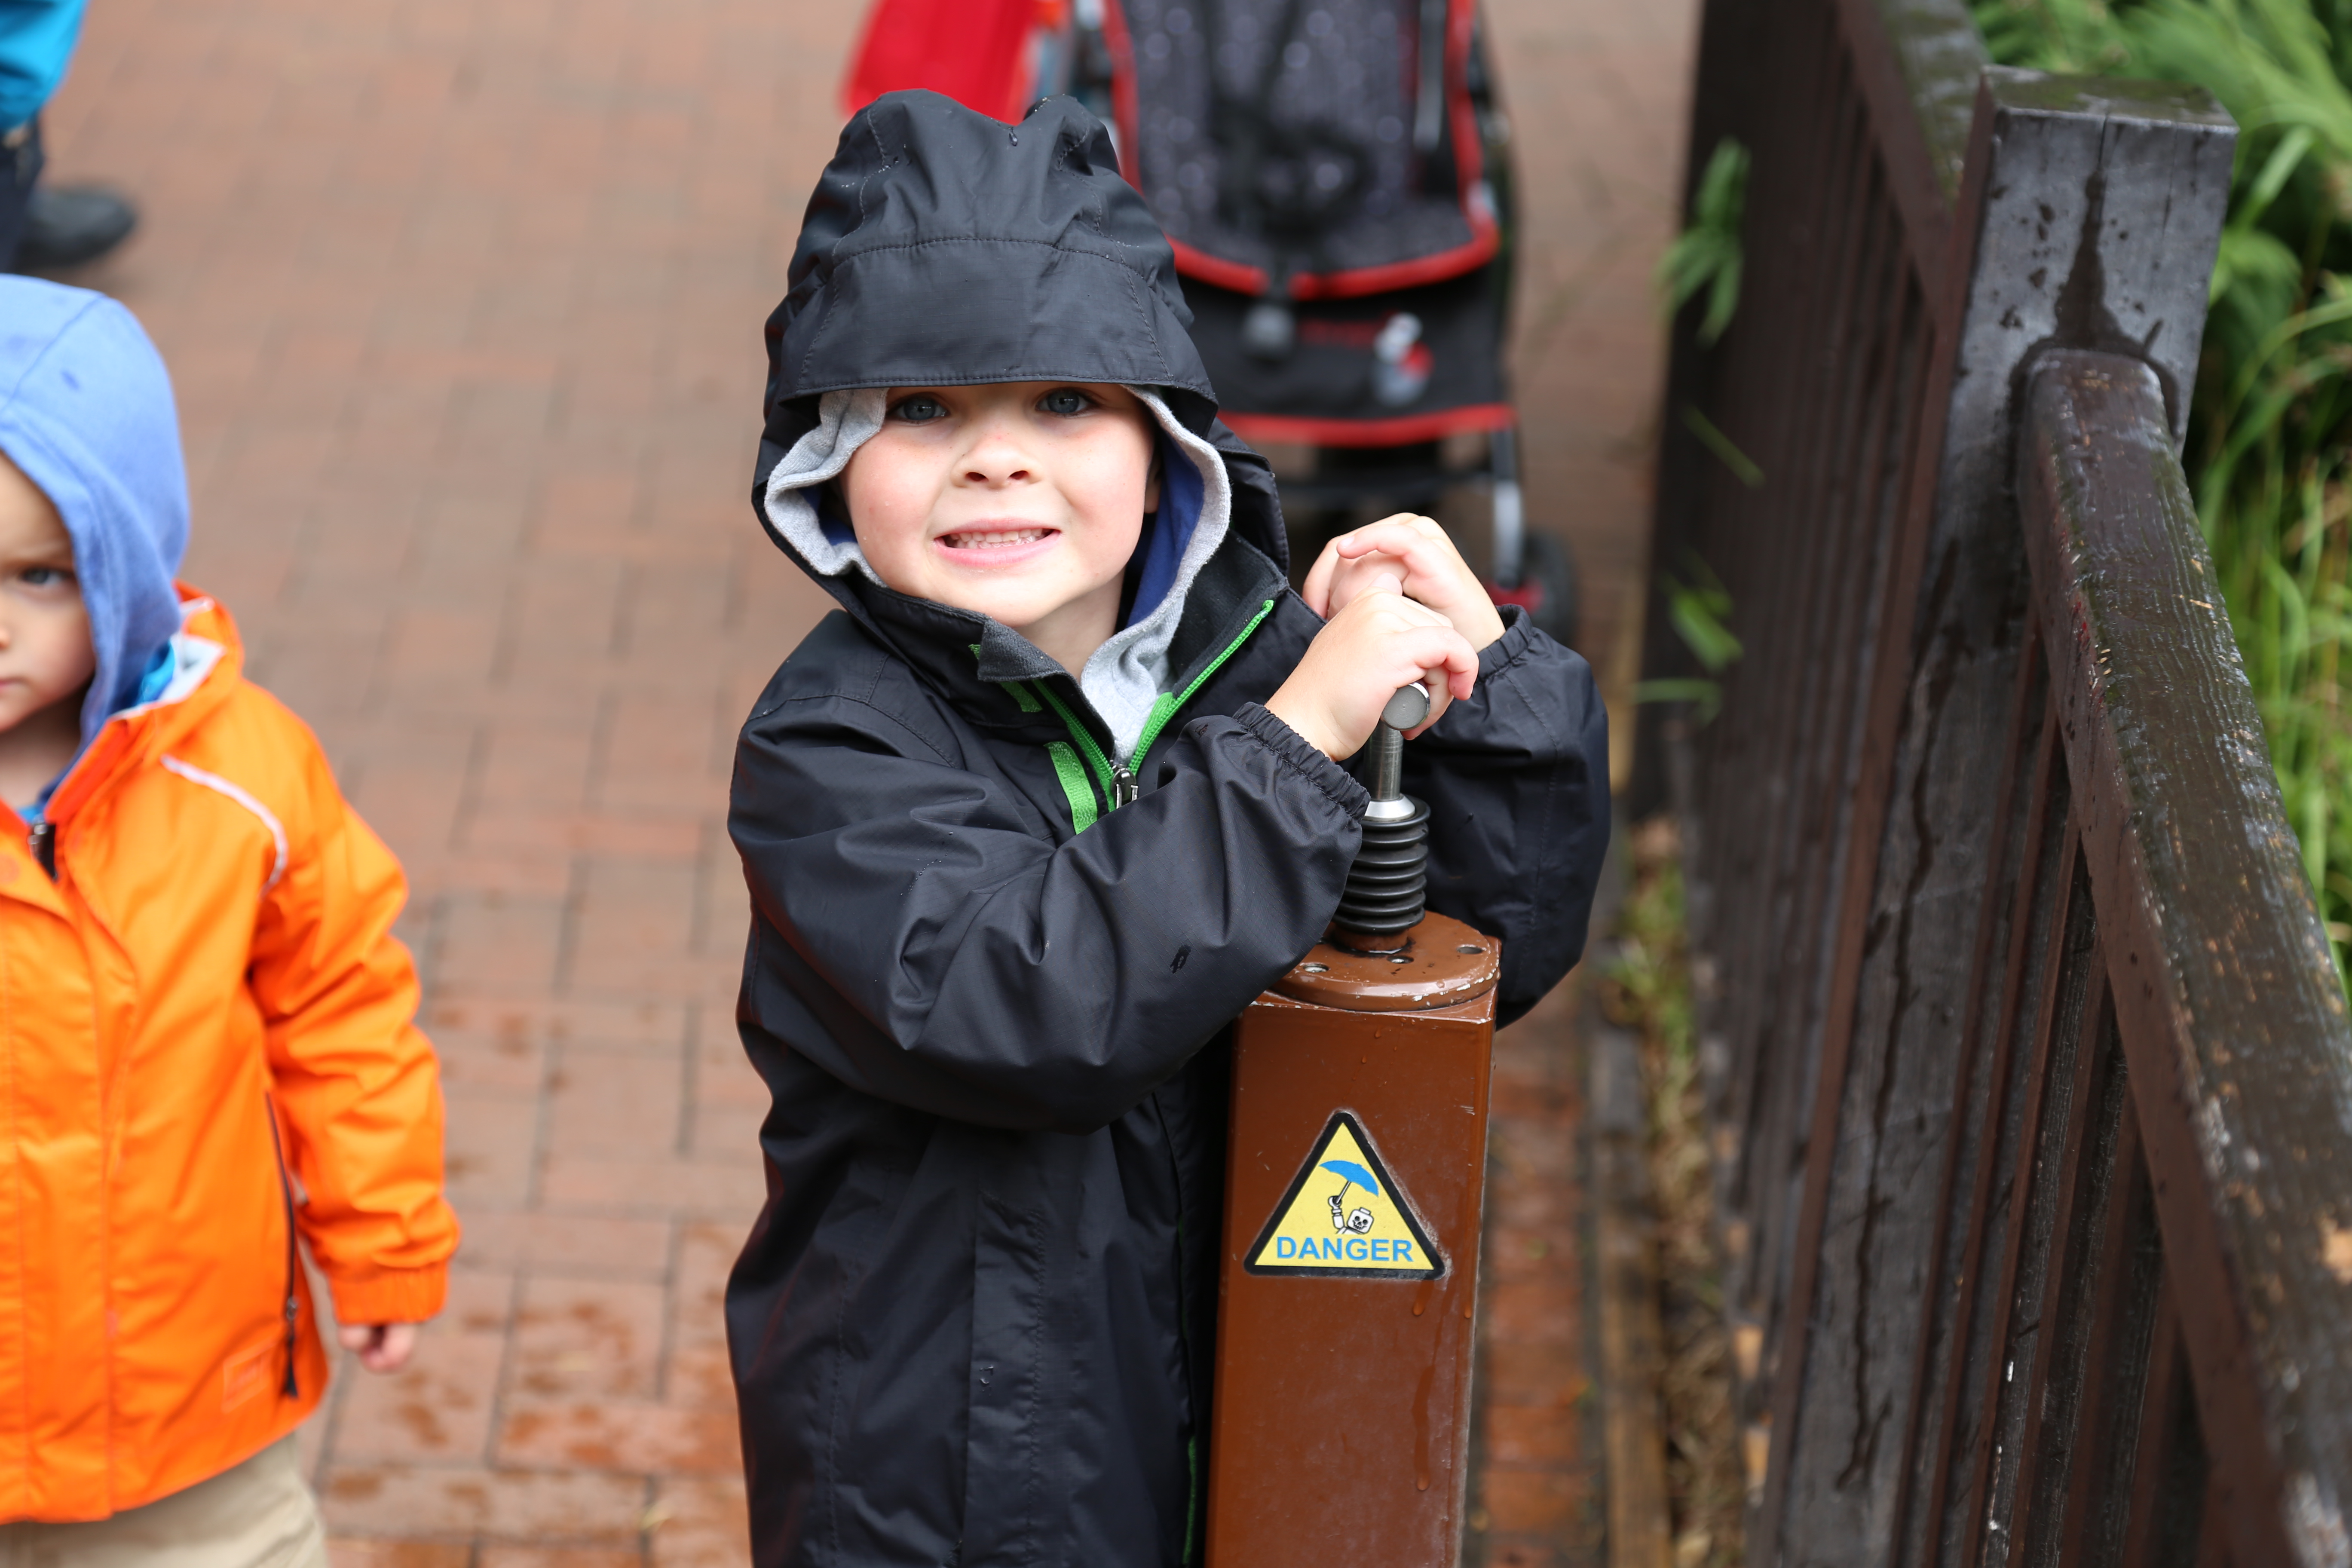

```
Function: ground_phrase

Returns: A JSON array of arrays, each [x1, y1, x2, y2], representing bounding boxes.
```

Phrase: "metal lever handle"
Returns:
[[1335, 684, 1434, 940], [1367, 683, 1431, 811], [1382, 682, 1433, 730]]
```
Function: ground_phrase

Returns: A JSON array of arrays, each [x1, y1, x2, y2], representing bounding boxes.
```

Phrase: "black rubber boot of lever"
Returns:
[[1333, 796, 1429, 937]]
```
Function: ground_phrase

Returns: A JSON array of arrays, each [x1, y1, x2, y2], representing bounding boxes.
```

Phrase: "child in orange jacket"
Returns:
[[0, 279, 459, 1558]]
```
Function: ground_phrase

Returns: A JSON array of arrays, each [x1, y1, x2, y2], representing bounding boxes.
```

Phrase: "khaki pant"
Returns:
[[0, 1436, 326, 1568]]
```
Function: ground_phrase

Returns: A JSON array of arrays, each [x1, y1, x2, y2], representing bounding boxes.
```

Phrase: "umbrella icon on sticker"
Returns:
[[1321, 1160, 1378, 1235]]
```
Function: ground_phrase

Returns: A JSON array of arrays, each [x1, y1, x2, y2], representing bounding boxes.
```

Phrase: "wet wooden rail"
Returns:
[[1638, 0, 2352, 1559]]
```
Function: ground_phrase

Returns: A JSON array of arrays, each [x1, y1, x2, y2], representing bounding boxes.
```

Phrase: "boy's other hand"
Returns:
[[1266, 582, 1479, 760], [1301, 515, 1507, 652], [339, 1322, 422, 1373]]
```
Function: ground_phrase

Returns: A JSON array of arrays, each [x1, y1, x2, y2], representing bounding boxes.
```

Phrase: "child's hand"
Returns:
[[1266, 582, 1480, 760], [340, 1321, 423, 1373], [1300, 515, 1508, 652]]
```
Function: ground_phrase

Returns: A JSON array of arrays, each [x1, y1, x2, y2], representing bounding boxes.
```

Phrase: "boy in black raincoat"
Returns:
[[727, 89, 1610, 1568]]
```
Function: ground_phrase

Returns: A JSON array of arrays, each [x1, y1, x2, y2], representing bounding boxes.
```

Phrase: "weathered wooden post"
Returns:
[[1204, 688, 1501, 1568]]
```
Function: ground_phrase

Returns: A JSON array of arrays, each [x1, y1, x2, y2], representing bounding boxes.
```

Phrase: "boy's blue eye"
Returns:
[[1040, 389, 1091, 416], [20, 566, 65, 588], [892, 396, 947, 423]]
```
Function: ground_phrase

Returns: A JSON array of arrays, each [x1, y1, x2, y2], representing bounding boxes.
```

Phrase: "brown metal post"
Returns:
[[1204, 914, 1500, 1566]]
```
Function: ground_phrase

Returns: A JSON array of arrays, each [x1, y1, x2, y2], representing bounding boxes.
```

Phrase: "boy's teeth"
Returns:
[[945, 528, 1050, 549]]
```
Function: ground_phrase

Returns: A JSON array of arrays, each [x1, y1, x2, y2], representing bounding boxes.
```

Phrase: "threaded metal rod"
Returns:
[[1369, 723, 1405, 803], [1334, 684, 1433, 938]]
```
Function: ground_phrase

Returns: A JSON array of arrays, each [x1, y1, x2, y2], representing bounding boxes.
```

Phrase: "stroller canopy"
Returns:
[[1108, 0, 1496, 300]]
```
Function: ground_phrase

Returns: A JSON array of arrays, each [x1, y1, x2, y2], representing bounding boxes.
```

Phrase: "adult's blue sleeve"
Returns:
[[0, 0, 87, 132]]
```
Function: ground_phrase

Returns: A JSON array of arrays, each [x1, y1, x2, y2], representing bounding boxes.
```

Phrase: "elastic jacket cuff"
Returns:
[[1234, 703, 1372, 819], [1479, 603, 1540, 677], [325, 1264, 450, 1326]]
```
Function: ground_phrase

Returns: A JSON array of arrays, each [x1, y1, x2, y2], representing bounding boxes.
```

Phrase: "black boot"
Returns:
[[11, 182, 137, 271]]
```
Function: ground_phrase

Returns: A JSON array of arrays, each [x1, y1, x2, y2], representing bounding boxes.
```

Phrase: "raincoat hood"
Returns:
[[752, 90, 1291, 754], [0, 277, 189, 750], [760, 90, 1218, 453]]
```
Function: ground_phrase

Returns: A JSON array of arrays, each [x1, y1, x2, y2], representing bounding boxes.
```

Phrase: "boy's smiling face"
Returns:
[[843, 381, 1158, 674]]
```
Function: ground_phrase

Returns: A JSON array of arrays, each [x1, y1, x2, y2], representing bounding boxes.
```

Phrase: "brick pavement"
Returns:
[[1469, 0, 1695, 1561], [1468, 974, 1603, 1567], [1485, 0, 1702, 744], [35, 0, 1689, 1559]]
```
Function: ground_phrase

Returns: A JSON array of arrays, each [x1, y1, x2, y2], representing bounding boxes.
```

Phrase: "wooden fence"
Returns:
[[1639, 0, 2352, 1559]]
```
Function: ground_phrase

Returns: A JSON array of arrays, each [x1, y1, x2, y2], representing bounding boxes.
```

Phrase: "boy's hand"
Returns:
[[339, 1322, 422, 1373], [1266, 582, 1480, 760], [1301, 515, 1508, 652]]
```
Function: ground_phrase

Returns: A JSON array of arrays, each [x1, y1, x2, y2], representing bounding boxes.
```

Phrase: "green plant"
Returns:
[[1651, 142, 1756, 730], [1681, 404, 1765, 489], [1659, 140, 1752, 347], [1974, 0, 2352, 969], [1638, 556, 1746, 723]]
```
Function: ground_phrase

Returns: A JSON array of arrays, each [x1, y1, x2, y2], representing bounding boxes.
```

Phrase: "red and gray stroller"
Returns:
[[840, 0, 1577, 645], [1089, 0, 1573, 644]]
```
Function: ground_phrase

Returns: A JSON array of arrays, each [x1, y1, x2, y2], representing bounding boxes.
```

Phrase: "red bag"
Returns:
[[840, 0, 1064, 122]]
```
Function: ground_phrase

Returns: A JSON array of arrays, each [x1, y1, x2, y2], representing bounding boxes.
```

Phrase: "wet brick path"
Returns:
[[35, 0, 1688, 1559], [1467, 3, 1697, 1562]]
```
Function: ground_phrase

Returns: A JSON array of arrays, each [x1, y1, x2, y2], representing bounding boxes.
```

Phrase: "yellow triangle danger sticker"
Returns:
[[1243, 1112, 1444, 1280]]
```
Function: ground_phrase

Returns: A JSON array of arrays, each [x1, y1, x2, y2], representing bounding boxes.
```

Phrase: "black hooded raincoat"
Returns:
[[726, 91, 1610, 1568]]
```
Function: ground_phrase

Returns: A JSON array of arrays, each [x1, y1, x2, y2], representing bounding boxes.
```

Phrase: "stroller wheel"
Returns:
[[1484, 530, 1580, 652]]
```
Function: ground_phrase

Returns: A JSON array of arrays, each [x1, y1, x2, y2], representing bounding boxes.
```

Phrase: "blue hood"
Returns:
[[0, 277, 188, 749]]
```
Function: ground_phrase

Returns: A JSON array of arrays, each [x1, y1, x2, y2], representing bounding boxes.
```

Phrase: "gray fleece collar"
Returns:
[[762, 388, 1233, 757]]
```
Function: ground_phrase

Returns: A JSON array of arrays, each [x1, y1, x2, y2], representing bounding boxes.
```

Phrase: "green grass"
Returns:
[[1973, 0, 2352, 969]]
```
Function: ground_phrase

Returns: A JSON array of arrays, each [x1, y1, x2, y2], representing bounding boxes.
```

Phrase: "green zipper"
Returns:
[[990, 599, 1277, 833], [1030, 681, 1123, 807], [1043, 741, 1098, 833], [1185, 1434, 1201, 1565], [1130, 597, 1279, 775], [1025, 598, 1278, 829]]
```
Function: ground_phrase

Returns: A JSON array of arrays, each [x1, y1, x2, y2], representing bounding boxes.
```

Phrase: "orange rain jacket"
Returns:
[[0, 589, 457, 1522]]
